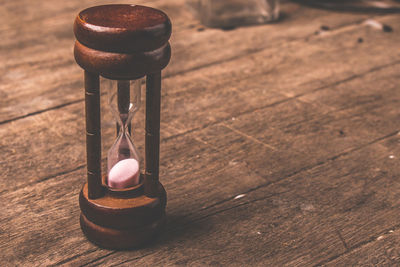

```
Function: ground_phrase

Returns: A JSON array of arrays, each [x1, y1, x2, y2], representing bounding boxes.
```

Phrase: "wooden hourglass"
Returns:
[[73, 4, 171, 249]]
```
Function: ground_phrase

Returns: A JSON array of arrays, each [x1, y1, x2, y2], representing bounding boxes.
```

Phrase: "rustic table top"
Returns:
[[1, 0, 400, 266]]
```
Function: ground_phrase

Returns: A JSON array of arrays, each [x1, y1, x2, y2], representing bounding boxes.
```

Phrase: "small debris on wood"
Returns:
[[300, 203, 315, 212], [383, 24, 393, 33], [377, 235, 384, 240], [315, 26, 330, 36], [357, 37, 363, 43], [389, 155, 395, 159], [229, 160, 238, 166], [234, 194, 246, 200], [363, 19, 393, 33], [197, 27, 205, 32], [339, 130, 345, 136], [320, 25, 330, 31]]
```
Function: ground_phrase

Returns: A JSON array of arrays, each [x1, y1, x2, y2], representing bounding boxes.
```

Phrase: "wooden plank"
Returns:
[[2, 119, 399, 266], [60, 51, 400, 265], [1, 15, 399, 193], [160, 14, 400, 135], [214, 63, 400, 179], [80, 127, 400, 266], [0, 1, 376, 123], [1, 56, 400, 265], [0, 132, 266, 265], [1, 3, 400, 265], [0, 0, 189, 123]]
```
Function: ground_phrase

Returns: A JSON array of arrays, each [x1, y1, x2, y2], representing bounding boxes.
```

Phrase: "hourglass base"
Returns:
[[80, 212, 166, 249], [79, 182, 167, 249]]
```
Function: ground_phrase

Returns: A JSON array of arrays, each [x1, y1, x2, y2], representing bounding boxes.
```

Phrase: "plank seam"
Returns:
[[108, 251, 160, 267], [185, 130, 399, 220], [105, 130, 400, 265], [0, 98, 84, 126], [108, 190, 292, 266], [79, 251, 116, 267], [166, 15, 378, 81], [0, 15, 384, 126], [20, 121, 399, 266], [0, 164, 86, 196], [163, 59, 400, 143], [51, 248, 100, 266], [2, 60, 399, 197]]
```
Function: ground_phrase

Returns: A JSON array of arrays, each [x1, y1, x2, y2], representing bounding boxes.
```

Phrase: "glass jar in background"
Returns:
[[186, 0, 280, 28]]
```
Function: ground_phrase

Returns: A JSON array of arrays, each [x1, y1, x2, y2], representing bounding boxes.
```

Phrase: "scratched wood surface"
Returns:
[[1, 0, 400, 266]]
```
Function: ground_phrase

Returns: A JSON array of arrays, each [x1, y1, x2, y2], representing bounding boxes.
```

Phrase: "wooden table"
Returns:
[[1, 0, 400, 265]]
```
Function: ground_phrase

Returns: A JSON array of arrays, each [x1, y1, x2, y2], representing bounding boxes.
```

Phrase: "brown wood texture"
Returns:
[[79, 182, 167, 249], [145, 72, 162, 197], [74, 4, 171, 79], [80, 182, 166, 229], [84, 71, 103, 199], [326, 229, 400, 266], [0, 0, 374, 123], [74, 4, 171, 53], [74, 40, 171, 80], [1, 0, 400, 265]]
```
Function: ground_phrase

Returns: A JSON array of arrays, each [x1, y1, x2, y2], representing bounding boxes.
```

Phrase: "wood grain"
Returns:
[[1, 0, 400, 265], [2, 105, 399, 265], [0, 131, 265, 265], [1, 53, 400, 266], [84, 71, 103, 199], [145, 72, 162, 197], [325, 229, 400, 266], [0, 0, 375, 123], [1, 14, 399, 193]]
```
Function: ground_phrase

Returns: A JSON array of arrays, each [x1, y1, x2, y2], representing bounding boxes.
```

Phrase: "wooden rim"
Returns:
[[74, 41, 171, 80], [74, 5, 171, 53], [80, 212, 165, 249], [79, 182, 167, 229], [102, 173, 144, 198]]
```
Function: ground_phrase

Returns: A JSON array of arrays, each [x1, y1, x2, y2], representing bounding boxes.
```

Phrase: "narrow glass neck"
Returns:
[[108, 79, 141, 129], [117, 80, 130, 127]]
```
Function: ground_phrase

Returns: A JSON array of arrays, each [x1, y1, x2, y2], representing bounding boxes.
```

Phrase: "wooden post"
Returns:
[[84, 71, 103, 199], [145, 71, 161, 197]]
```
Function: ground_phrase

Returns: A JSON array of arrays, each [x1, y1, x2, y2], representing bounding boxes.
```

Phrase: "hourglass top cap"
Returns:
[[74, 5, 171, 53]]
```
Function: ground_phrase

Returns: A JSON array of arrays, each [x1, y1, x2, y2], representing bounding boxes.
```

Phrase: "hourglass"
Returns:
[[73, 4, 171, 249], [107, 79, 141, 189]]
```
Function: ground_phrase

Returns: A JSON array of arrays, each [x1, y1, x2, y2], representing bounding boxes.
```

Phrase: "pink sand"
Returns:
[[107, 158, 139, 188]]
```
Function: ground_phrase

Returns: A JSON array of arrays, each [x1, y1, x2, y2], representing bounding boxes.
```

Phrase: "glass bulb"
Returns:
[[106, 79, 141, 189]]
